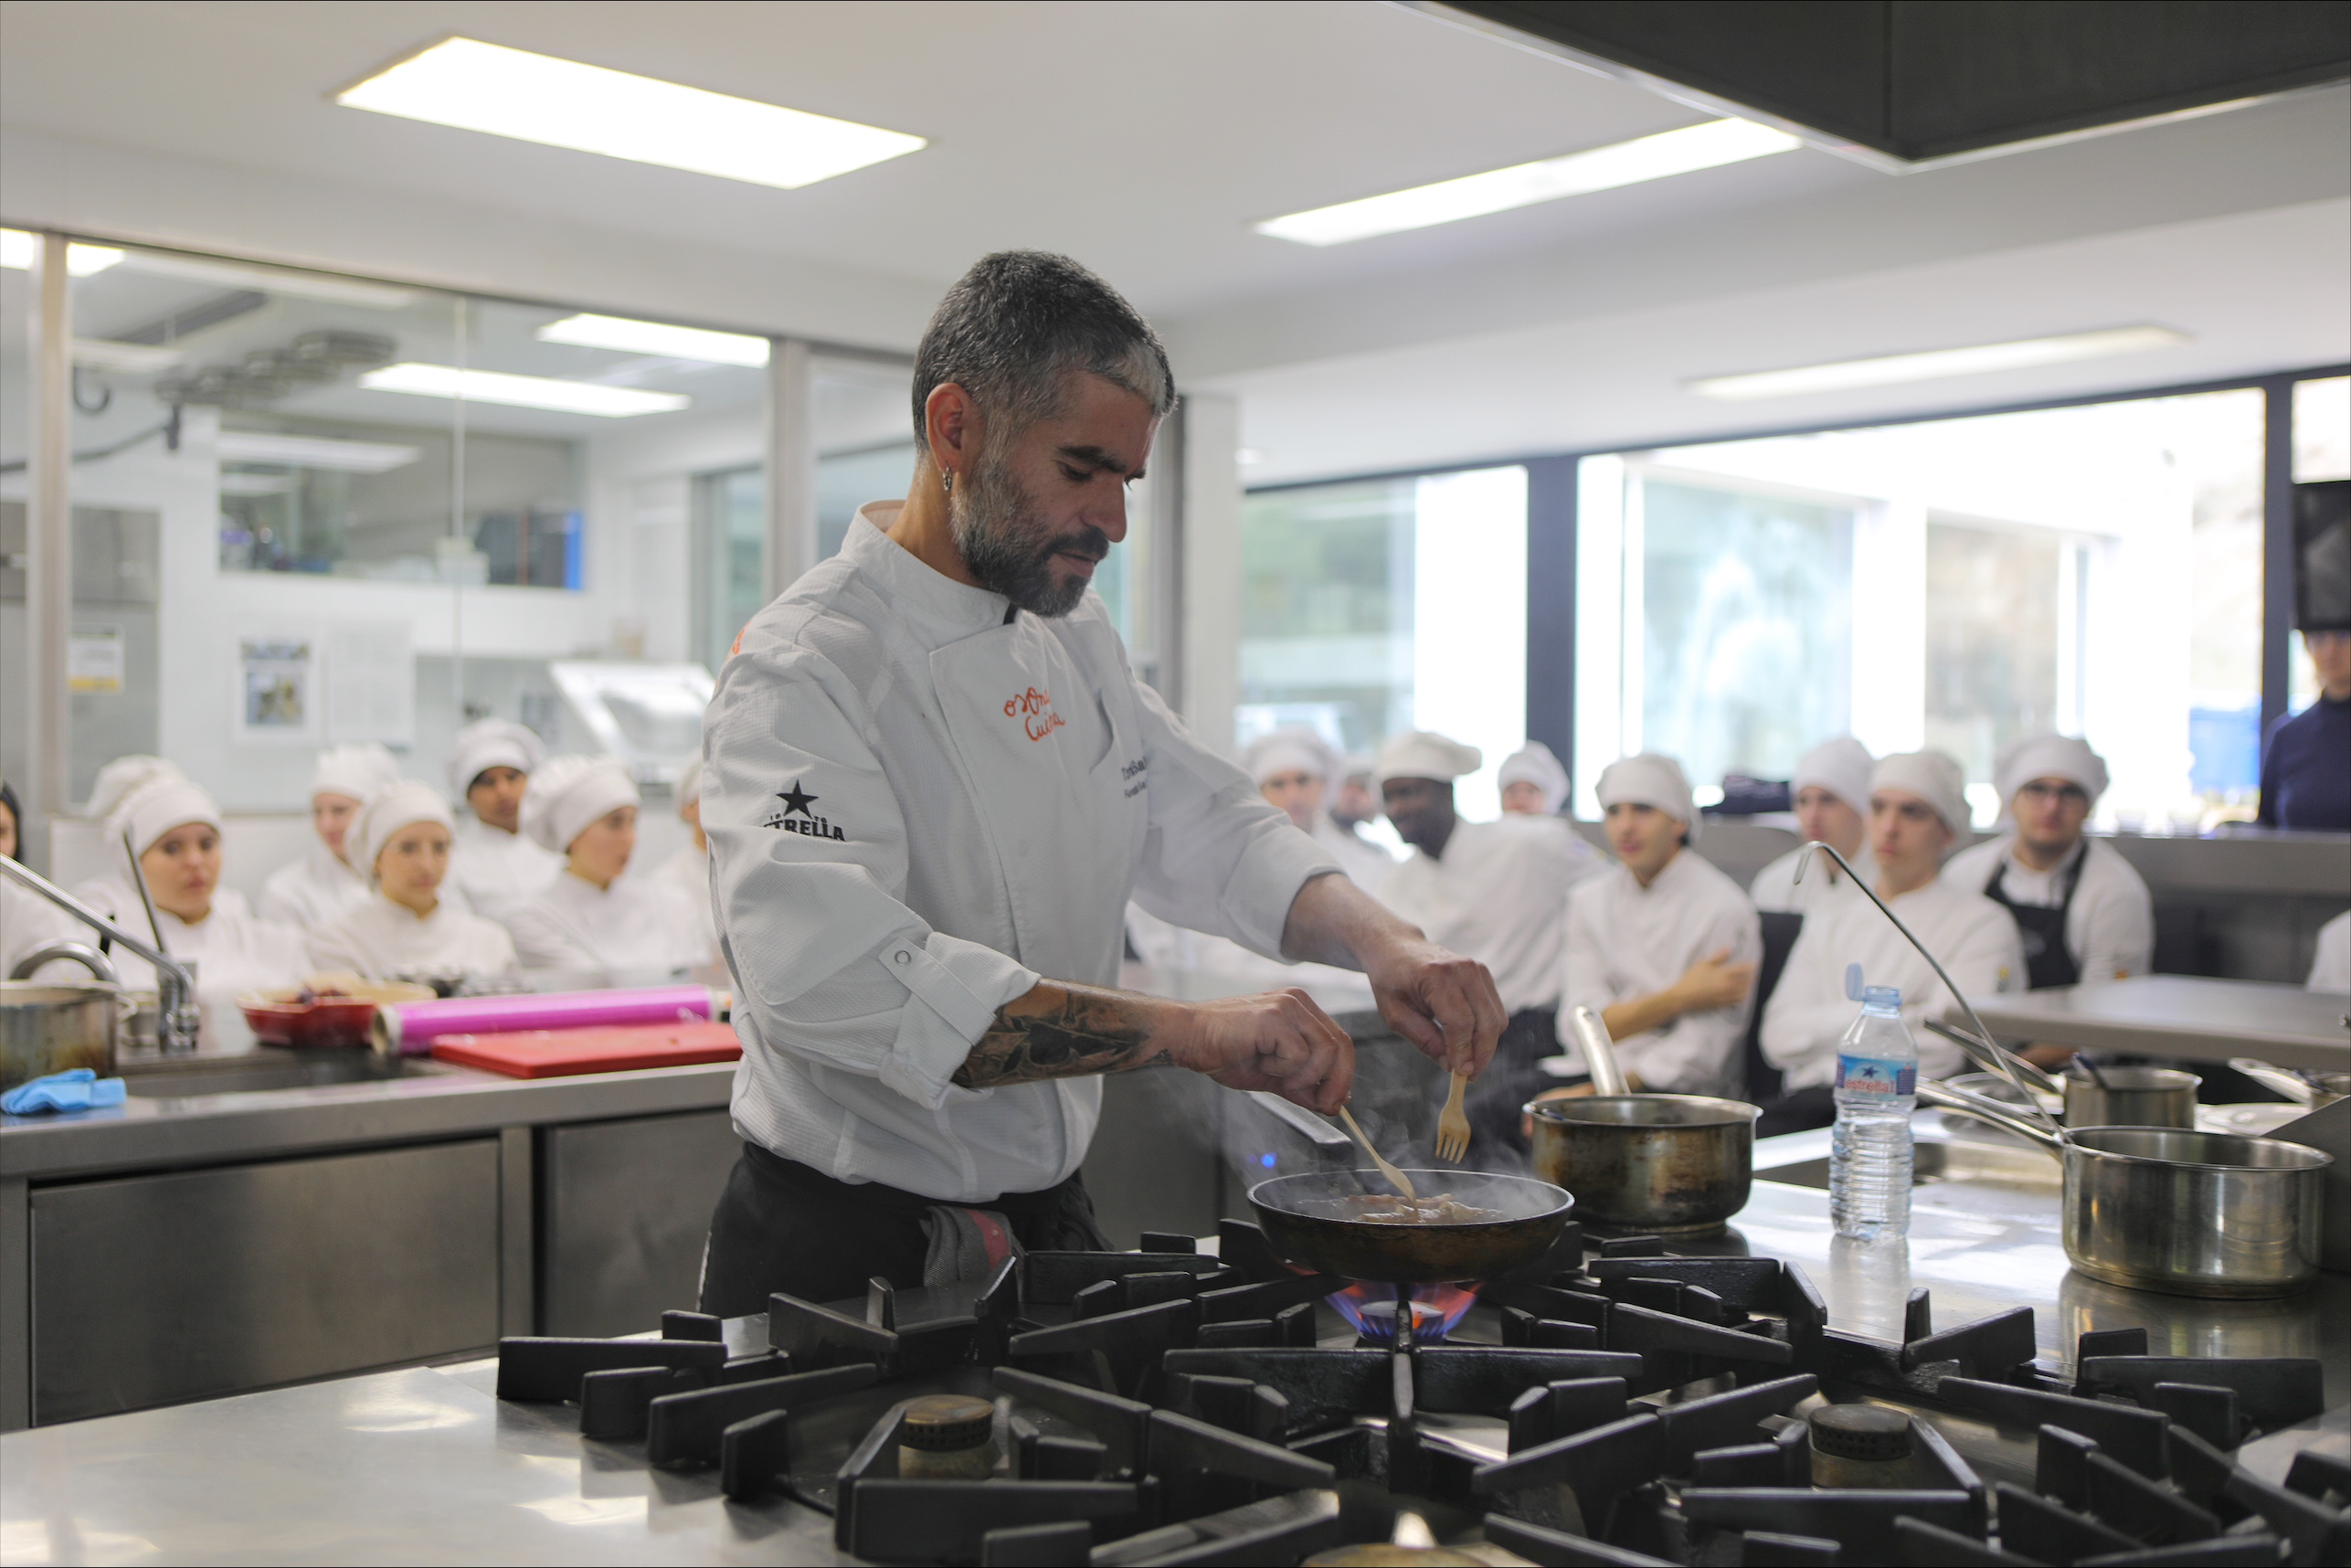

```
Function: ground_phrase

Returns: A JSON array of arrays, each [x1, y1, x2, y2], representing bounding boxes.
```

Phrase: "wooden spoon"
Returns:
[[1337, 1105, 1416, 1200]]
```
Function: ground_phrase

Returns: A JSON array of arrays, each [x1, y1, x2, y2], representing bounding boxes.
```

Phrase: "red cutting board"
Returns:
[[429, 1020, 741, 1078]]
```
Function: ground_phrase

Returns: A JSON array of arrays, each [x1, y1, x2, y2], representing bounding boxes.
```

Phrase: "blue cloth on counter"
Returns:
[[2, 1068, 128, 1115]]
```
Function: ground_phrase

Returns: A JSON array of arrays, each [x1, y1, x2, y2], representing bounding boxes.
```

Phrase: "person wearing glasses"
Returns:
[[1943, 735, 2152, 1044]]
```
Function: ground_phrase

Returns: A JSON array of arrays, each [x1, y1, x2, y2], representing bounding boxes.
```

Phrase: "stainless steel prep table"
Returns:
[[1964, 973, 2351, 1072], [5, 1118, 2341, 1566]]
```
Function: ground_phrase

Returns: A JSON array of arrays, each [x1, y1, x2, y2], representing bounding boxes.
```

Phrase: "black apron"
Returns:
[[1985, 845, 2086, 990]]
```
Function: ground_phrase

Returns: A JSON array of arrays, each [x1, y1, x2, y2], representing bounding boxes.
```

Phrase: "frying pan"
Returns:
[[1247, 1168, 1575, 1284]]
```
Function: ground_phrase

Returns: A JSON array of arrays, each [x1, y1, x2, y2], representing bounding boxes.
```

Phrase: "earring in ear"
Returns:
[[940, 468, 955, 494]]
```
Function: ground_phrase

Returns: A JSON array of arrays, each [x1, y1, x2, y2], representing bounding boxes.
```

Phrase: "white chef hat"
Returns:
[[1244, 726, 1339, 787], [676, 756, 704, 810], [1372, 730, 1483, 790], [1340, 754, 1374, 786], [310, 743, 400, 804], [84, 756, 180, 823], [1993, 733, 2109, 809], [106, 773, 221, 859], [522, 754, 639, 853], [1596, 752, 1700, 842], [449, 718, 546, 795], [1497, 741, 1569, 814], [1871, 750, 1970, 837], [353, 781, 456, 881], [1792, 736, 1876, 813]]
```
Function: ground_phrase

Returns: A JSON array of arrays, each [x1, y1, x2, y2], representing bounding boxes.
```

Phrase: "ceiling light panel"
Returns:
[[1255, 119, 1802, 247], [358, 362, 691, 418], [536, 313, 769, 366], [215, 432, 422, 471], [0, 228, 125, 275], [1689, 326, 2192, 400], [337, 37, 926, 190]]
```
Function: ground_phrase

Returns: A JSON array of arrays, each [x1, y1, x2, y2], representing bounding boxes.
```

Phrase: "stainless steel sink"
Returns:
[[1755, 1136, 2062, 1194], [121, 1051, 450, 1097]]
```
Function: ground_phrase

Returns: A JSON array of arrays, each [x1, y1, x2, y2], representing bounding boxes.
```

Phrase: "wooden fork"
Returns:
[[1337, 1105, 1416, 1200], [1435, 1073, 1473, 1163]]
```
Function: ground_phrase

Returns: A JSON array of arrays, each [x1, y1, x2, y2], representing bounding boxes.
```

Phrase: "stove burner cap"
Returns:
[[1303, 1550, 1486, 1566], [900, 1393, 995, 1451], [1807, 1403, 1912, 1461]]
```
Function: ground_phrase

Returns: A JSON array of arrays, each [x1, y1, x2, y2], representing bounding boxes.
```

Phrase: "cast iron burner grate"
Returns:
[[492, 1220, 2347, 1565]]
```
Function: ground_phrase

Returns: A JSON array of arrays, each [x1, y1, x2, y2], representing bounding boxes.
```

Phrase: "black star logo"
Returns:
[[775, 780, 818, 819]]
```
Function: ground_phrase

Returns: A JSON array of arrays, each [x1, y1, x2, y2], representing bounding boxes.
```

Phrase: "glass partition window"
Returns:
[[2291, 375, 2350, 715], [1241, 466, 1527, 819], [1577, 387, 2266, 829]]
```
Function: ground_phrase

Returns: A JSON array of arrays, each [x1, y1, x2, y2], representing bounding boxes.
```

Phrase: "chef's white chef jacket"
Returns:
[[256, 841, 370, 931], [649, 842, 719, 965], [1942, 834, 2153, 983], [704, 503, 1339, 1203], [448, 818, 560, 920], [503, 871, 704, 985], [69, 880, 309, 1006], [1749, 844, 1878, 916], [309, 893, 518, 982], [1314, 814, 1398, 895], [1557, 848, 1762, 1096], [2310, 910, 2350, 995], [1377, 815, 1602, 1016], [1761, 874, 2023, 1088]]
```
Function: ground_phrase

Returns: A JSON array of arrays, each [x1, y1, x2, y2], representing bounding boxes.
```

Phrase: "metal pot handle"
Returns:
[[1917, 1080, 2068, 1157], [1923, 1017, 2064, 1096], [2229, 1058, 2317, 1106], [1571, 1006, 1631, 1097]]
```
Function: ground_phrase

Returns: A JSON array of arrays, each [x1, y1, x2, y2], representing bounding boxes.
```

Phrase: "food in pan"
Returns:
[[1325, 1192, 1500, 1225]]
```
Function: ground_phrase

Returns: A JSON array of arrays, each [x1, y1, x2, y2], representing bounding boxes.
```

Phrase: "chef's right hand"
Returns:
[[1165, 988, 1354, 1113]]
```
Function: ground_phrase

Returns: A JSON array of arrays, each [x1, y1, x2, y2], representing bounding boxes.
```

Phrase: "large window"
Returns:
[[1577, 388, 2269, 828], [1241, 465, 1526, 819]]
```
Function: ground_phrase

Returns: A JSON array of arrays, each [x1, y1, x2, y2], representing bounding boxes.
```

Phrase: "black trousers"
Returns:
[[699, 1140, 1109, 1318]]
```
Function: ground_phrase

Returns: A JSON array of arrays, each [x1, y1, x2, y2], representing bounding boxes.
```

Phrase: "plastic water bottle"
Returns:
[[1830, 975, 1917, 1241]]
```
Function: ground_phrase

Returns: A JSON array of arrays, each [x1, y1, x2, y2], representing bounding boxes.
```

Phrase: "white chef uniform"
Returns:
[[650, 842, 719, 964], [503, 873, 704, 985], [1557, 850, 1762, 1096], [1749, 845, 1879, 916], [1377, 814, 1600, 1016], [449, 817, 561, 921], [70, 880, 309, 1007], [1942, 834, 2153, 985], [2310, 910, 2350, 996], [1761, 875, 2024, 1089], [1315, 812, 1399, 895], [310, 894, 518, 983], [3, 876, 81, 980], [256, 841, 372, 931], [703, 503, 1339, 1204]]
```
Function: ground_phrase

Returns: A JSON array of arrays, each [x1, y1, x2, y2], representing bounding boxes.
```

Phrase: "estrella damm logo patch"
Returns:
[[763, 779, 845, 841]]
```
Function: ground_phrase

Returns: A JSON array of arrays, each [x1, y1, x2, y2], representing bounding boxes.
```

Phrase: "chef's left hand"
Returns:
[[1279, 873, 1507, 1078]]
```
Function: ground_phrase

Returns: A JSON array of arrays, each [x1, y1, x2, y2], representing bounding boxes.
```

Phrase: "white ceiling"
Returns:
[[2, 0, 2345, 482]]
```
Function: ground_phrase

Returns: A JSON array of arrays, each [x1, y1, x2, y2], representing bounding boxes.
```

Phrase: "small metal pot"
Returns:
[[1, 981, 126, 1090], [2062, 1065, 2199, 1129], [1921, 1081, 2330, 1298], [1527, 1095, 1760, 1235]]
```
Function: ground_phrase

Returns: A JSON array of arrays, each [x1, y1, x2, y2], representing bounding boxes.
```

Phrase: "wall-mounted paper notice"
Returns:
[[327, 619, 415, 746], [67, 628, 124, 693], [235, 632, 320, 743]]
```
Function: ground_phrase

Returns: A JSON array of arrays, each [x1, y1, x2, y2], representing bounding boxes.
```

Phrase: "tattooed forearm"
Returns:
[[951, 981, 1172, 1089]]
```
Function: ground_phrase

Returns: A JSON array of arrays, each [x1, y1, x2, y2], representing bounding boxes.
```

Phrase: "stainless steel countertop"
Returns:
[[1965, 974, 2351, 1071], [6, 1115, 2342, 1566]]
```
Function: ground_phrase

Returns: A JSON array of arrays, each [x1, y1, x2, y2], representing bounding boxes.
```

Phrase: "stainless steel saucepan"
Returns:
[[1924, 1019, 2198, 1128], [1919, 1079, 2330, 1299]]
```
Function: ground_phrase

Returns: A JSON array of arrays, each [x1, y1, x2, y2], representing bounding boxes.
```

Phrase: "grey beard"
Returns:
[[948, 453, 1103, 618]]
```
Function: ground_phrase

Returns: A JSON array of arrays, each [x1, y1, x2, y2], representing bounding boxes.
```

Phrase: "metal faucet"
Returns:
[[1790, 840, 2061, 1137], [0, 856, 201, 1054]]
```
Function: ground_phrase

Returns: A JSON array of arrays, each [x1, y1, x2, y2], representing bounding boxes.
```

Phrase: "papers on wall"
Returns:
[[325, 619, 416, 746], [67, 628, 124, 693], [233, 633, 318, 742]]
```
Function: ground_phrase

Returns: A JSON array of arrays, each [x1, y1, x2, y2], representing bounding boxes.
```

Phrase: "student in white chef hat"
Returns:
[[1749, 736, 1878, 916], [501, 755, 704, 985], [445, 718, 561, 919], [1244, 726, 1398, 893], [257, 743, 403, 930]]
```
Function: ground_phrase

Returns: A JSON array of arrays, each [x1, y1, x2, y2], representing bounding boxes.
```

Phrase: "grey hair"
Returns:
[[912, 251, 1177, 445]]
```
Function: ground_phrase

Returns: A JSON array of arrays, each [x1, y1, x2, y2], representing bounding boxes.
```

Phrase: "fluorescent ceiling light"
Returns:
[[1255, 119, 1801, 247], [359, 362, 690, 418], [73, 340, 184, 374], [337, 37, 925, 189], [0, 228, 124, 275], [216, 431, 422, 471], [537, 313, 769, 366], [1689, 325, 2193, 400]]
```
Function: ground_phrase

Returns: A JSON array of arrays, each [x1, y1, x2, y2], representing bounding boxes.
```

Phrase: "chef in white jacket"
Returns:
[[698, 252, 1505, 1310], [1761, 750, 2023, 1128], [1497, 741, 1570, 820], [446, 719, 561, 919], [503, 756, 702, 984], [309, 782, 517, 983], [1246, 726, 1399, 892], [648, 756, 719, 964], [1550, 754, 1761, 1097], [73, 768, 307, 1006], [1375, 729, 1599, 1158], [258, 743, 401, 929], [1749, 736, 1878, 915]]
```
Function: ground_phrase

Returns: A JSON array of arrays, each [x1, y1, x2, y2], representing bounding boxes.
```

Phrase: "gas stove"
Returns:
[[492, 1221, 2347, 1565]]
